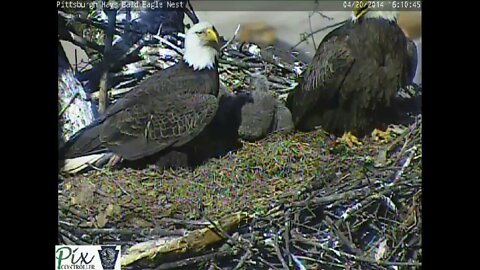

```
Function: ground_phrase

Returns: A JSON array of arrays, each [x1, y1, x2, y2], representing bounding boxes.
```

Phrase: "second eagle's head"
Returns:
[[184, 22, 220, 71], [351, 1, 399, 23]]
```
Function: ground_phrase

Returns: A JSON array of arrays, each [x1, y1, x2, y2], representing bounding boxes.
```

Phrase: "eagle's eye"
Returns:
[[195, 31, 203, 35]]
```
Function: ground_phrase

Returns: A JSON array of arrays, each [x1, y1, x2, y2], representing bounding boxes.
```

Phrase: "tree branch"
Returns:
[[291, 20, 347, 50], [98, 4, 117, 114]]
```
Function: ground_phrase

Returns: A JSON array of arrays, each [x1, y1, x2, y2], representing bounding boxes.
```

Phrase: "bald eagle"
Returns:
[[61, 22, 221, 173], [287, 11, 419, 136]]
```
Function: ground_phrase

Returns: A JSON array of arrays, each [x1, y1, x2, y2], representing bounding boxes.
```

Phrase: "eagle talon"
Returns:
[[337, 132, 362, 148], [106, 154, 123, 168], [371, 128, 391, 143]]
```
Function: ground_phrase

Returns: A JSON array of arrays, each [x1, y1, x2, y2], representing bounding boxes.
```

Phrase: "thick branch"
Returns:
[[60, 28, 104, 53], [98, 5, 117, 114]]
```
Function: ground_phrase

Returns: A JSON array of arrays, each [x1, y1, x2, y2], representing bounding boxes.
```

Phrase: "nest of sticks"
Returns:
[[59, 118, 422, 269], [58, 16, 422, 270]]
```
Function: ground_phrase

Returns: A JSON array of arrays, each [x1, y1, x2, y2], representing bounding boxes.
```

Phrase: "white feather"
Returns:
[[183, 22, 218, 70], [62, 154, 105, 174], [362, 11, 399, 22]]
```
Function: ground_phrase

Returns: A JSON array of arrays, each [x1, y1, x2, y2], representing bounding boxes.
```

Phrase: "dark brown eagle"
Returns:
[[287, 11, 419, 137], [62, 22, 221, 172]]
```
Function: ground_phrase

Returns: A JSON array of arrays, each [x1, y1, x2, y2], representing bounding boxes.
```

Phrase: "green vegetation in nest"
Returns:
[[59, 118, 421, 269], [60, 130, 330, 227], [60, 119, 420, 230]]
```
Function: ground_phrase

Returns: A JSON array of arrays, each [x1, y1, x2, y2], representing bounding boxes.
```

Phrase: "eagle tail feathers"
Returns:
[[61, 122, 106, 159], [62, 152, 116, 174]]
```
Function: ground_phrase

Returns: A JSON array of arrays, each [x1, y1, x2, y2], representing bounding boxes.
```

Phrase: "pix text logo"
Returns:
[[55, 245, 121, 270]]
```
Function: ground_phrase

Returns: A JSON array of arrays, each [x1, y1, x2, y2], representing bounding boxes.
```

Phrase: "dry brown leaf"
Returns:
[[96, 212, 108, 228], [106, 204, 115, 217], [75, 182, 96, 206], [374, 148, 387, 168]]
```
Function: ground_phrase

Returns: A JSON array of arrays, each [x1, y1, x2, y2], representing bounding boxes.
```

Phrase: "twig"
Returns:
[[284, 213, 292, 268], [268, 81, 290, 90], [58, 91, 80, 118], [152, 251, 229, 270], [58, 10, 122, 36], [60, 205, 89, 220], [186, 0, 199, 24], [74, 49, 78, 73], [257, 49, 296, 72], [63, 29, 105, 53], [293, 222, 322, 233], [308, 12, 317, 49], [310, 1, 334, 21], [387, 227, 415, 261], [393, 132, 411, 165], [84, 227, 186, 237], [268, 75, 291, 85], [59, 220, 76, 227], [273, 233, 288, 270], [387, 125, 410, 153], [291, 185, 371, 207], [392, 146, 417, 184], [158, 218, 210, 226], [59, 227, 89, 245], [314, 11, 335, 21], [291, 254, 344, 268], [151, 34, 184, 55], [324, 216, 363, 256], [112, 179, 130, 196], [206, 217, 231, 241], [76, 35, 145, 92], [219, 58, 264, 69], [90, 87, 133, 100], [221, 24, 241, 52], [293, 235, 422, 267], [256, 257, 280, 270], [60, 234, 76, 245], [291, 20, 347, 50], [233, 249, 251, 270], [290, 254, 307, 270]]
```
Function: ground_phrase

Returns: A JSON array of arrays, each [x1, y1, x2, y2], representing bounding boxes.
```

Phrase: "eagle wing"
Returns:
[[406, 39, 418, 83], [64, 63, 220, 161], [288, 33, 355, 126], [100, 91, 218, 160], [289, 19, 412, 132]]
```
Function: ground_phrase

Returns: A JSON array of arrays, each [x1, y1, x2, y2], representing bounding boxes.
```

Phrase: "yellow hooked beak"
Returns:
[[352, 0, 369, 22], [205, 28, 219, 44], [356, 9, 369, 18]]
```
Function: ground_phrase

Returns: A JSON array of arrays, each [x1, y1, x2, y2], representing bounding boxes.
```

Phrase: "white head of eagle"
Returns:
[[351, 10, 400, 23], [183, 22, 220, 71]]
